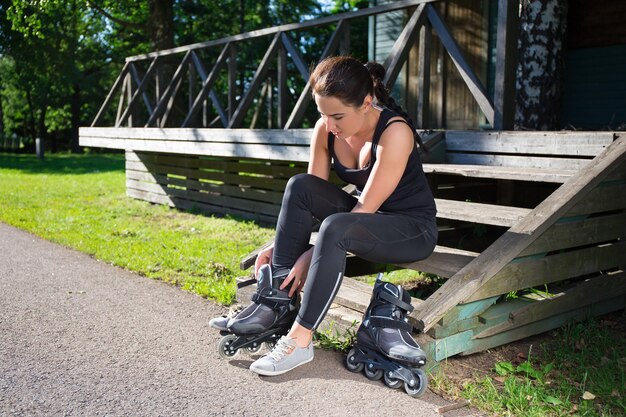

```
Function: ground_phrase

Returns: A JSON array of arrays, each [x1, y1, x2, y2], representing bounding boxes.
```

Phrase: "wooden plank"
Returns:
[[145, 51, 192, 127], [458, 295, 626, 357], [566, 182, 626, 215], [439, 296, 499, 326], [435, 198, 530, 227], [396, 245, 479, 278], [445, 131, 615, 156], [126, 178, 281, 218], [126, 170, 285, 205], [82, 136, 310, 161], [433, 330, 473, 361], [383, 4, 427, 87], [229, 33, 281, 128], [493, 0, 519, 130], [92, 62, 130, 127], [80, 126, 313, 145], [423, 163, 575, 183], [473, 272, 626, 339], [413, 136, 626, 332], [126, 0, 437, 61], [446, 153, 593, 171], [467, 240, 626, 302], [521, 212, 626, 256], [416, 22, 432, 128], [426, 4, 494, 125]]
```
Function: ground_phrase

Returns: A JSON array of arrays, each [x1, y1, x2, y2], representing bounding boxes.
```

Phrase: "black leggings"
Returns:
[[272, 173, 438, 330]]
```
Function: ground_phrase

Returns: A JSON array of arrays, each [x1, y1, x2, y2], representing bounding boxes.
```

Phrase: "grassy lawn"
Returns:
[[0, 153, 274, 304], [1, 152, 624, 416]]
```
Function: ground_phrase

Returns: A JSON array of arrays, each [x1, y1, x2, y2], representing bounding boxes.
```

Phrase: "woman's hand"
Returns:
[[280, 247, 314, 297], [254, 244, 274, 277]]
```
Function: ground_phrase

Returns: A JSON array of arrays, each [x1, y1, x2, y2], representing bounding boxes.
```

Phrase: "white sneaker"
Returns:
[[249, 336, 314, 376]]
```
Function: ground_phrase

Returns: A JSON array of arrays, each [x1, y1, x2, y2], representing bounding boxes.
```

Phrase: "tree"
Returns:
[[515, 0, 569, 130]]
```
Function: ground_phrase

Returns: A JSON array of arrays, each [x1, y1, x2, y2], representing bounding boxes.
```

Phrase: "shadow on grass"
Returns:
[[0, 152, 124, 175]]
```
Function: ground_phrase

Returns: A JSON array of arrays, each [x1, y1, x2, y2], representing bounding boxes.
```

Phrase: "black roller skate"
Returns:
[[346, 273, 428, 397], [215, 264, 299, 359]]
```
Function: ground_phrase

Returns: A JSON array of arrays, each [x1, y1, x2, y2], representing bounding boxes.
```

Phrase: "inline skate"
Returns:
[[346, 273, 428, 397], [213, 264, 299, 359]]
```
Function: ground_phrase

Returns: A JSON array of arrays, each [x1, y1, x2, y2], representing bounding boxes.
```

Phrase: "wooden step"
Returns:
[[395, 245, 479, 278], [423, 163, 576, 183], [435, 198, 531, 227]]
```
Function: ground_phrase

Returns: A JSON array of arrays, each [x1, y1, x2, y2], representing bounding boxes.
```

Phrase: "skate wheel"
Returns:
[[264, 341, 276, 351], [364, 364, 383, 380], [404, 368, 428, 398], [383, 372, 403, 389], [218, 334, 239, 359], [246, 343, 263, 354], [345, 348, 364, 373]]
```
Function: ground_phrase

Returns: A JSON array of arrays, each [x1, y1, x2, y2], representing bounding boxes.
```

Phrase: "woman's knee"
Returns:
[[285, 173, 319, 194], [318, 213, 356, 246]]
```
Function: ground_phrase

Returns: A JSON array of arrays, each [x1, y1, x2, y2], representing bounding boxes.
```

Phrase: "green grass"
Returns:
[[0, 153, 274, 304], [432, 316, 626, 417]]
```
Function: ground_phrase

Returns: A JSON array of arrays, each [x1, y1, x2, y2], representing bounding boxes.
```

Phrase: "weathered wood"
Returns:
[[425, 4, 494, 125], [397, 245, 478, 278], [126, 0, 438, 62], [182, 46, 230, 127], [521, 211, 626, 256], [228, 33, 281, 128], [493, 0, 519, 130], [92, 62, 130, 127], [445, 131, 615, 156], [145, 51, 192, 127], [279, 32, 309, 80], [129, 62, 154, 116], [459, 295, 626, 356], [474, 272, 626, 339], [468, 240, 626, 302], [383, 4, 427, 87], [116, 57, 161, 127], [414, 136, 626, 332], [434, 198, 530, 227], [284, 19, 348, 129], [423, 163, 575, 183], [446, 153, 592, 170], [82, 137, 310, 161], [81, 126, 312, 145], [416, 22, 432, 128], [566, 182, 626, 216]]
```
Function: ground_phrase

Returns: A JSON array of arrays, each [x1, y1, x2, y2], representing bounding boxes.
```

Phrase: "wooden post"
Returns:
[[277, 42, 288, 128], [417, 21, 432, 128], [493, 0, 520, 130], [228, 43, 237, 123], [36, 137, 44, 160]]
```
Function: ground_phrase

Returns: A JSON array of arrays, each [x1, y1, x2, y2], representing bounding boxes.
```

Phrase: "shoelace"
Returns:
[[268, 336, 294, 361]]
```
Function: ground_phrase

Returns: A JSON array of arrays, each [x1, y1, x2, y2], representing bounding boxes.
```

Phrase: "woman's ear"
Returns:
[[362, 96, 373, 111]]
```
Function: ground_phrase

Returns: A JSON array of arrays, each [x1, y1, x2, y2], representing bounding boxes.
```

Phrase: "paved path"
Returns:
[[0, 222, 481, 417]]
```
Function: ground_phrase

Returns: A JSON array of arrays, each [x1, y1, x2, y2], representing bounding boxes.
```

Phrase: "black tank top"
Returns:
[[328, 108, 436, 220]]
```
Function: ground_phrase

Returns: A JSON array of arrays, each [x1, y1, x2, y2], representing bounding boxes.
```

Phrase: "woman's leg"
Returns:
[[296, 212, 437, 331], [271, 173, 358, 273]]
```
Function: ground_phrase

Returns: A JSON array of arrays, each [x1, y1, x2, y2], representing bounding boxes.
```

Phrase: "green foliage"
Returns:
[[0, 153, 275, 304], [314, 320, 358, 352], [435, 316, 626, 417]]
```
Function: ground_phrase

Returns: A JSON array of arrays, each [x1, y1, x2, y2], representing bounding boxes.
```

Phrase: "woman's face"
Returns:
[[314, 94, 370, 140]]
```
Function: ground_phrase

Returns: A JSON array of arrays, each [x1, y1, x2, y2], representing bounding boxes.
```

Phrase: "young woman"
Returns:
[[212, 56, 437, 376]]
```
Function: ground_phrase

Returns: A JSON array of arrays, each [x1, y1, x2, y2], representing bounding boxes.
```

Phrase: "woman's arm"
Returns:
[[307, 118, 331, 180], [352, 119, 414, 214]]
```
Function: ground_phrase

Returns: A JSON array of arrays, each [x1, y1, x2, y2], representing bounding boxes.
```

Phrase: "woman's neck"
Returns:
[[350, 107, 381, 142]]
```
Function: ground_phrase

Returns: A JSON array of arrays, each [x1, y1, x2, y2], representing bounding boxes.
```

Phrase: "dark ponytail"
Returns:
[[364, 61, 427, 152]]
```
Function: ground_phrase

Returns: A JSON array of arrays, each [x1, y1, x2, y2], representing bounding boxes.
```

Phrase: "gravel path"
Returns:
[[0, 222, 481, 417]]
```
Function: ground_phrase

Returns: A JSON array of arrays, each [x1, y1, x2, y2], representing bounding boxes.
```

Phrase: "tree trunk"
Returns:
[[149, 0, 174, 51], [515, 0, 569, 130]]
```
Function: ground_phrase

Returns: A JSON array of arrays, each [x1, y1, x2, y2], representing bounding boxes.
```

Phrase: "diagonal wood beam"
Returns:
[[91, 62, 130, 127], [129, 62, 154, 115], [145, 51, 192, 127], [284, 19, 348, 129], [426, 4, 495, 125], [228, 33, 281, 128], [280, 32, 310, 80], [116, 58, 160, 127], [383, 3, 427, 88], [182, 48, 230, 127]]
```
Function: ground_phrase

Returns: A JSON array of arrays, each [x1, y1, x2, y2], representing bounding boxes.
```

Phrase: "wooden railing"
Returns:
[[91, 0, 519, 130]]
